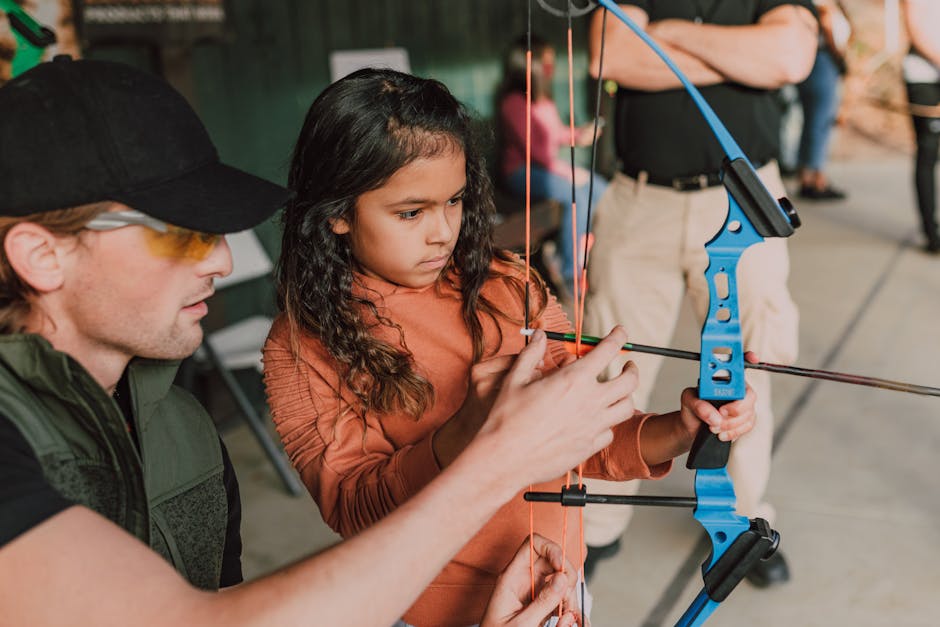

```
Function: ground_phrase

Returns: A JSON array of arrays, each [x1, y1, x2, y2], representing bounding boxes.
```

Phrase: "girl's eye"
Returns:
[[398, 209, 421, 220], [446, 196, 464, 207]]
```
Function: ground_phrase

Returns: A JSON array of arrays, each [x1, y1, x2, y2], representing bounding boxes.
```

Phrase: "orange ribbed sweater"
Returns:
[[263, 264, 671, 627]]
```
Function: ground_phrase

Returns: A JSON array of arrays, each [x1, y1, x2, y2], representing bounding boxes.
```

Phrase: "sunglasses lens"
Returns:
[[144, 227, 221, 260]]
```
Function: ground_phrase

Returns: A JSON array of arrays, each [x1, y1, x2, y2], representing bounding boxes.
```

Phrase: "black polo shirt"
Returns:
[[610, 0, 814, 180]]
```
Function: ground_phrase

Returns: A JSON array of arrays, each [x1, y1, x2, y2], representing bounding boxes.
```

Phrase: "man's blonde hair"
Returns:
[[0, 202, 110, 334]]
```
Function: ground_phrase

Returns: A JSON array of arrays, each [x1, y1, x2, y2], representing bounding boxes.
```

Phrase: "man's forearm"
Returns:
[[649, 6, 817, 89], [212, 437, 517, 627], [589, 4, 724, 91], [595, 38, 726, 91], [0, 442, 520, 627]]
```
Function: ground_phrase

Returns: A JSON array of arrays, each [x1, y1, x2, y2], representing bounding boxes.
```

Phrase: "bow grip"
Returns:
[[686, 403, 730, 470]]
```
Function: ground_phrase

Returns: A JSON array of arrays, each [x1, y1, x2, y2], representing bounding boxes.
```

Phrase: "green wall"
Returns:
[[89, 1, 595, 186], [86, 1, 599, 325]]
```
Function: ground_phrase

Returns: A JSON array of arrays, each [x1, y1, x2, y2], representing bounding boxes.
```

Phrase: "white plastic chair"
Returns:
[[199, 229, 304, 496]]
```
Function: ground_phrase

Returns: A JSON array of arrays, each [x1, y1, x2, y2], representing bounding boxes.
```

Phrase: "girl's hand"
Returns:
[[677, 384, 757, 444], [638, 353, 759, 467], [677, 351, 759, 443], [433, 354, 517, 468], [481, 534, 587, 627]]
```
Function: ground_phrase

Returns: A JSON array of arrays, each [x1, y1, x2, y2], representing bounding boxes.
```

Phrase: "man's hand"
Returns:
[[472, 327, 639, 488], [481, 535, 586, 627], [646, 5, 817, 89], [588, 4, 724, 90]]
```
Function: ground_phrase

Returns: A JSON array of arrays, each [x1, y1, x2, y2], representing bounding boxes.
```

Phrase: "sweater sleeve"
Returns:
[[262, 323, 442, 538], [530, 288, 575, 369], [582, 410, 672, 480]]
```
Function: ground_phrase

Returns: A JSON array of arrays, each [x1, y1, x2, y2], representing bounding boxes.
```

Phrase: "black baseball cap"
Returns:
[[0, 56, 288, 234]]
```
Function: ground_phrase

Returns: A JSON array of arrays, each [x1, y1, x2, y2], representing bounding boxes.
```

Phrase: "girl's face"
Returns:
[[333, 147, 466, 289]]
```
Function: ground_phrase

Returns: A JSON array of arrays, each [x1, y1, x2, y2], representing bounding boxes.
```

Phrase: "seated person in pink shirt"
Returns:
[[498, 33, 609, 298]]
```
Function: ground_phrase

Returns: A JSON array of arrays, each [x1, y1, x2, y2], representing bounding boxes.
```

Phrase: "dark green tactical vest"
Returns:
[[0, 334, 229, 590]]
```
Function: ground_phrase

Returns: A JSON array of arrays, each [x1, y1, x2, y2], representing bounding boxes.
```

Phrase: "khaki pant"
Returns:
[[582, 162, 799, 546]]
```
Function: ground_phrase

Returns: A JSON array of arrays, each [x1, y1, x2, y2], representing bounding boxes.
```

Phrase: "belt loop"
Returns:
[[698, 174, 707, 190], [636, 170, 648, 194]]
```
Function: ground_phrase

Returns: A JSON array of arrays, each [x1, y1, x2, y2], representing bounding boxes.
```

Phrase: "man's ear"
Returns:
[[4, 223, 68, 293]]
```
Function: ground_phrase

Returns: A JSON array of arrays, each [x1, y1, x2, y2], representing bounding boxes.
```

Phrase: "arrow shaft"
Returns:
[[528, 329, 940, 398]]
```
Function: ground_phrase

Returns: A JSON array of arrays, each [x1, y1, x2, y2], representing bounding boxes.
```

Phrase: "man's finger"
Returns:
[[565, 326, 628, 377]]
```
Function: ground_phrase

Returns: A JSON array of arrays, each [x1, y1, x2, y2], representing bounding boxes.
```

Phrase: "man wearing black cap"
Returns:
[[0, 57, 641, 626]]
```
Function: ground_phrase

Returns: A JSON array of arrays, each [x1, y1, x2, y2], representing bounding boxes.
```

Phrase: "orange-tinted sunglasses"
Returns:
[[85, 209, 222, 260]]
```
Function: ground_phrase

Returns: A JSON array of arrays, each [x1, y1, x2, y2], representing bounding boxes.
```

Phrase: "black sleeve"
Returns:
[[218, 438, 244, 588], [0, 416, 73, 548]]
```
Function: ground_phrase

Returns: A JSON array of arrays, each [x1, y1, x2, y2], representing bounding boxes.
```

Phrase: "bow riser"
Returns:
[[699, 191, 762, 403]]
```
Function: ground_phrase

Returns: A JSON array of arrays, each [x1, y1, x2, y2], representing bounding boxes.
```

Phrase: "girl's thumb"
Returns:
[[506, 329, 547, 386]]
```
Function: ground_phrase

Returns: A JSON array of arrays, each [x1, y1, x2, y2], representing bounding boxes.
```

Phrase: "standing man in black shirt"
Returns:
[[581, 0, 817, 587], [0, 57, 657, 626]]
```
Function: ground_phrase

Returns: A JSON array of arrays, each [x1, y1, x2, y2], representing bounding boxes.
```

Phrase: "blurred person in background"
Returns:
[[901, 0, 940, 254], [795, 0, 851, 200], [498, 33, 608, 300]]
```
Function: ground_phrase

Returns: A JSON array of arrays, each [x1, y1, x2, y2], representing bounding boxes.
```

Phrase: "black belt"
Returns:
[[622, 161, 768, 192], [622, 166, 723, 191]]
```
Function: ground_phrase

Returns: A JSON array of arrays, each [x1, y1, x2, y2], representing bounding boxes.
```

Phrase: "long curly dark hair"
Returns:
[[277, 68, 547, 419]]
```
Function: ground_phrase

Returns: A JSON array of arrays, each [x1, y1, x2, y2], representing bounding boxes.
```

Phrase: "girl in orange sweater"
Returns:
[[263, 68, 756, 627]]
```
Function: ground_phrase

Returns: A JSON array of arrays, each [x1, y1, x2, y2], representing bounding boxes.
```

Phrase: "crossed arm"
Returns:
[[589, 3, 818, 91]]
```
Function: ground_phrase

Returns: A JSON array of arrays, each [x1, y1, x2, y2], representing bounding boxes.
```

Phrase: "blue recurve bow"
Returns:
[[525, 1, 802, 624]]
